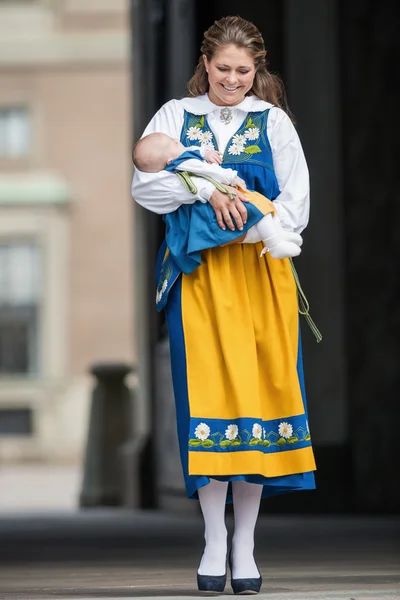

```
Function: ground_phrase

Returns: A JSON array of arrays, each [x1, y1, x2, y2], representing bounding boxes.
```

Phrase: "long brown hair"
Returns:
[[187, 16, 292, 118]]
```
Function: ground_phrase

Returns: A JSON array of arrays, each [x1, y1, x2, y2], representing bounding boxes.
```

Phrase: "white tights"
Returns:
[[197, 479, 262, 578]]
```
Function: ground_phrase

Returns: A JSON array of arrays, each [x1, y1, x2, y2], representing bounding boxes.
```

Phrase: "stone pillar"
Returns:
[[151, 0, 197, 512], [130, 0, 167, 507], [79, 363, 133, 507], [282, 0, 349, 510], [165, 0, 196, 99], [340, 0, 399, 512]]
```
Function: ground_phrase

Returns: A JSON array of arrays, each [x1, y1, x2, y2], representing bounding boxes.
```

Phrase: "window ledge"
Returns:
[[0, 172, 71, 206]]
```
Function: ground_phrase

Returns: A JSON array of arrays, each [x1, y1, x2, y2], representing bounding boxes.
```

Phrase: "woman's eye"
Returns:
[[217, 68, 250, 74]]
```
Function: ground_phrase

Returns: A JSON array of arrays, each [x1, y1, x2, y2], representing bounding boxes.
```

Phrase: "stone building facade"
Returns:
[[0, 0, 134, 463]]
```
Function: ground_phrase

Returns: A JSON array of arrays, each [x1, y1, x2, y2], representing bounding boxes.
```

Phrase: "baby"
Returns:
[[132, 132, 302, 259]]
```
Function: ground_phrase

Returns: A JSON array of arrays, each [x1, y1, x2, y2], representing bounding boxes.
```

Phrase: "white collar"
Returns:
[[180, 94, 273, 115]]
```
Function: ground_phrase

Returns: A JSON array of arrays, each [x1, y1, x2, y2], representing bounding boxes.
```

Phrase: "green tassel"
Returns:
[[289, 258, 323, 343]]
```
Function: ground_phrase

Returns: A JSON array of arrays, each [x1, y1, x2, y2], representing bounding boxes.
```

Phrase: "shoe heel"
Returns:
[[197, 573, 227, 593]]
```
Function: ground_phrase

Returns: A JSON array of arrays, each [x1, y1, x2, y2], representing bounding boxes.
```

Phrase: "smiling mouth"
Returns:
[[221, 84, 240, 92]]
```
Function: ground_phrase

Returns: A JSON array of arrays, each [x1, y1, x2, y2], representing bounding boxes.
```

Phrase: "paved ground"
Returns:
[[0, 511, 399, 600]]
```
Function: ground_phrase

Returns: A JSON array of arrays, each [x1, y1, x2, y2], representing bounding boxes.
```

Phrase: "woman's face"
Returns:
[[203, 44, 256, 106]]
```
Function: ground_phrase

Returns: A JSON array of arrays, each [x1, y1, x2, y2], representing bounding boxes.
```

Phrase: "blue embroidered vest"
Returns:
[[181, 109, 280, 199]]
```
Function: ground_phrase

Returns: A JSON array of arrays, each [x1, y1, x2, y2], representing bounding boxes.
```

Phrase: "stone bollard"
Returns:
[[79, 362, 134, 508]]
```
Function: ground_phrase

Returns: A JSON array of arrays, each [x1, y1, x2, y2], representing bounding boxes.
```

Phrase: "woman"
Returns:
[[131, 16, 316, 595]]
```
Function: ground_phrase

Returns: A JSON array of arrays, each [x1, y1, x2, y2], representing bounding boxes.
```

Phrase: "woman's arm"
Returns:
[[269, 108, 310, 234], [131, 99, 215, 214]]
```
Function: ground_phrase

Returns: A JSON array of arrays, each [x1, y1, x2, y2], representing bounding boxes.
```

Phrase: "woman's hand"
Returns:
[[209, 186, 249, 231], [234, 176, 247, 190]]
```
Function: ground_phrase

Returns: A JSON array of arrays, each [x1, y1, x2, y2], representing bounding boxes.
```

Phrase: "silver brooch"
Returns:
[[220, 107, 233, 125]]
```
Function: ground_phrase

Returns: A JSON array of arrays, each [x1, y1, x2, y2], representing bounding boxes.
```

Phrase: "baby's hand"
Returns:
[[234, 176, 247, 190], [204, 149, 223, 164]]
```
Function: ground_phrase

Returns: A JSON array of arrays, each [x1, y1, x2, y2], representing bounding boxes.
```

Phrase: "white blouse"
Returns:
[[131, 94, 310, 234]]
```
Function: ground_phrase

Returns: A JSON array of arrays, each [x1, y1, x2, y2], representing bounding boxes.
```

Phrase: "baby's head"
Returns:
[[132, 132, 185, 172]]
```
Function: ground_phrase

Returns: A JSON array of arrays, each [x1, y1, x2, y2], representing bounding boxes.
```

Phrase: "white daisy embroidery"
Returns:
[[232, 133, 247, 146], [156, 290, 162, 304], [194, 422, 210, 441], [161, 278, 168, 293], [186, 126, 202, 141], [244, 127, 260, 140], [228, 142, 245, 156], [225, 424, 239, 440], [252, 423, 262, 439], [200, 131, 213, 145], [278, 422, 293, 439]]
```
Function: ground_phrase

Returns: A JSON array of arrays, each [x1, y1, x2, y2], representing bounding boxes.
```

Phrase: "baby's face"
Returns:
[[167, 138, 186, 161]]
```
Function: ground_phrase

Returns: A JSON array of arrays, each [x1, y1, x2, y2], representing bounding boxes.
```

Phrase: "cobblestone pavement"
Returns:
[[0, 511, 399, 600]]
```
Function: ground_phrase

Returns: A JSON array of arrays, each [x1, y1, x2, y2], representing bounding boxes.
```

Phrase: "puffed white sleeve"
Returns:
[[131, 99, 215, 214], [269, 108, 310, 234]]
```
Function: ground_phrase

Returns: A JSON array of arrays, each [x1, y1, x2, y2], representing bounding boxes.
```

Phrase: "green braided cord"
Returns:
[[289, 258, 323, 343], [175, 171, 199, 195], [186, 172, 238, 199], [176, 171, 237, 199]]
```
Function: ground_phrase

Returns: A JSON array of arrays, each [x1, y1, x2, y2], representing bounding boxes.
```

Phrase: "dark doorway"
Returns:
[[131, 0, 399, 514]]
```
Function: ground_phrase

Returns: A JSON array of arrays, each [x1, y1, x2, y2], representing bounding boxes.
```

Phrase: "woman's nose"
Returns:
[[226, 73, 238, 85]]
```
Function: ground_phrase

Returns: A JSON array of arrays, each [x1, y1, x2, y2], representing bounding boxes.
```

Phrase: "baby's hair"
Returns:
[[132, 132, 172, 172], [132, 135, 151, 171]]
